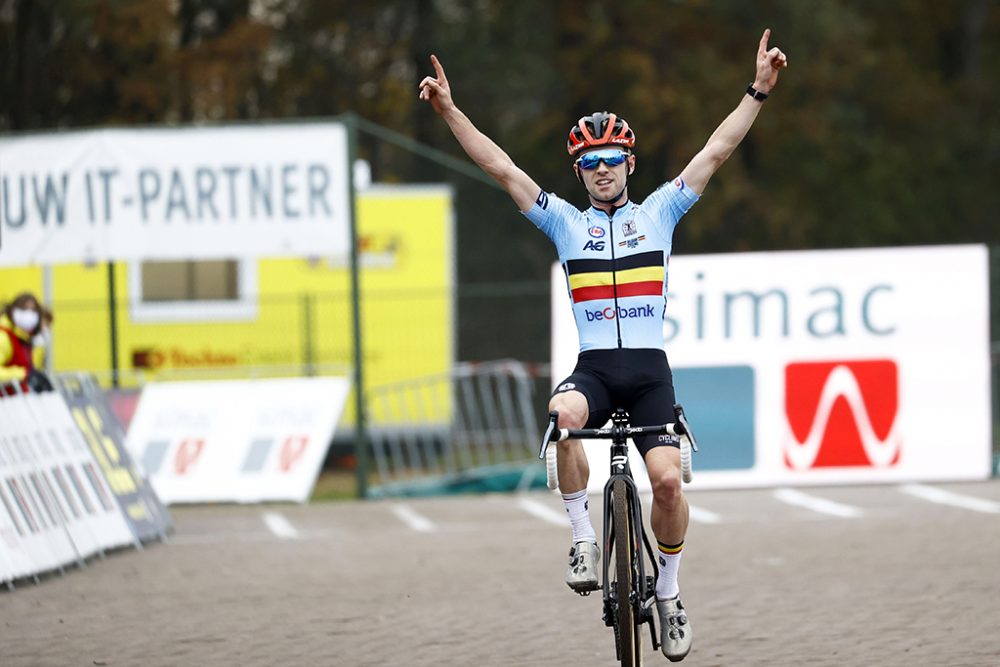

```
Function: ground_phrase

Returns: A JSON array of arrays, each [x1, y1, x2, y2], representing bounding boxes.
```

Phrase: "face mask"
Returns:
[[11, 308, 40, 333]]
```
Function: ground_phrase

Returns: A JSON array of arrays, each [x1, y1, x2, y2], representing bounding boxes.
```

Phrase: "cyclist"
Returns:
[[420, 29, 787, 662]]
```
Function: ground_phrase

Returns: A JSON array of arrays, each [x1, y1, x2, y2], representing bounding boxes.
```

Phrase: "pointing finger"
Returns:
[[430, 54, 447, 82], [758, 28, 770, 58]]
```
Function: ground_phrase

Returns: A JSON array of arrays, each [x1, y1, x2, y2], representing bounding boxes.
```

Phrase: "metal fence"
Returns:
[[365, 359, 546, 494]]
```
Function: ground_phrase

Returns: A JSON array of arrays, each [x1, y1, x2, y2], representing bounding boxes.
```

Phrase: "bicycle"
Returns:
[[538, 405, 699, 667]]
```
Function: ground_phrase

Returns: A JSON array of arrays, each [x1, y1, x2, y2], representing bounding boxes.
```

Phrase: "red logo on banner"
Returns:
[[279, 436, 309, 472], [784, 360, 900, 469], [174, 438, 205, 475]]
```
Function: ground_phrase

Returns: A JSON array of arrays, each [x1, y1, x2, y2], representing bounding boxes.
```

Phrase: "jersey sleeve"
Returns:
[[521, 190, 576, 254], [643, 176, 700, 237]]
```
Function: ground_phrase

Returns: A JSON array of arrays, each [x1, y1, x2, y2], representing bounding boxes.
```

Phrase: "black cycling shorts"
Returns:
[[551, 348, 679, 457]]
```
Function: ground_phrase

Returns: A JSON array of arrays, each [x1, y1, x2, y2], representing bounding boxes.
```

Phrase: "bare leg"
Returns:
[[646, 444, 694, 658], [644, 445, 689, 543], [549, 390, 590, 494]]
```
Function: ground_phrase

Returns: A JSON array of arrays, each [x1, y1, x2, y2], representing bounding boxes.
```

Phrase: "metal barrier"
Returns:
[[366, 360, 542, 491]]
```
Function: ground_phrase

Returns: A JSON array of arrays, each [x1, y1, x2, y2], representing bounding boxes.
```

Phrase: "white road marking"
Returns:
[[899, 484, 1000, 514], [773, 488, 864, 518], [262, 512, 300, 540], [517, 497, 569, 526], [391, 504, 436, 532]]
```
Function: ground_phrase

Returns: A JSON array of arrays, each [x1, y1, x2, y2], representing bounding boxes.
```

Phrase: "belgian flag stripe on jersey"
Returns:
[[571, 281, 663, 303], [565, 250, 664, 304], [568, 265, 663, 290], [565, 250, 663, 275]]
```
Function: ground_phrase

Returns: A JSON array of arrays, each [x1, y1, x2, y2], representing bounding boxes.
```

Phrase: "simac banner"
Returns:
[[551, 244, 992, 490], [0, 123, 350, 265]]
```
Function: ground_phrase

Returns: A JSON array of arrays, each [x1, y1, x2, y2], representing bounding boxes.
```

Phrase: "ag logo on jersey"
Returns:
[[588, 226, 605, 238], [583, 240, 605, 251]]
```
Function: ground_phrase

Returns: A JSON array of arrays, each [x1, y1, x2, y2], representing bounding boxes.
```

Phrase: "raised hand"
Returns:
[[754, 28, 788, 93], [418, 54, 455, 115]]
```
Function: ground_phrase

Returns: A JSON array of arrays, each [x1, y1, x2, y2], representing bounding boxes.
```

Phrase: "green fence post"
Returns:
[[302, 293, 315, 377], [345, 113, 369, 499], [107, 261, 120, 388]]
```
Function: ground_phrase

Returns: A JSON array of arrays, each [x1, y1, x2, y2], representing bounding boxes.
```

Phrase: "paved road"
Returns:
[[3, 480, 1000, 666]]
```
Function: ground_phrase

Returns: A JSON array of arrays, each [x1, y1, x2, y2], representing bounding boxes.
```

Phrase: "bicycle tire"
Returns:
[[612, 478, 641, 666]]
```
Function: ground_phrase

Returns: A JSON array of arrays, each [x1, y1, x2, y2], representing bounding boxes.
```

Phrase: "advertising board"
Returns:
[[125, 377, 350, 503], [0, 123, 350, 264], [551, 245, 992, 489]]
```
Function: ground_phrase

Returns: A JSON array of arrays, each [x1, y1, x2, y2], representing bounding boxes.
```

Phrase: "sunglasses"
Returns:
[[575, 149, 631, 170]]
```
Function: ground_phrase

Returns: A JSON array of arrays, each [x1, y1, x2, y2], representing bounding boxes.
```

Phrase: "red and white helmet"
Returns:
[[567, 112, 636, 157]]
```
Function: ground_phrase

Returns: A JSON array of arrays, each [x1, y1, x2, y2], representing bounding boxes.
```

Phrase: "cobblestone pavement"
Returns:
[[3, 480, 1000, 666]]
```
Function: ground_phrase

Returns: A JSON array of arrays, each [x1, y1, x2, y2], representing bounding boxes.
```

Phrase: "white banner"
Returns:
[[125, 377, 350, 503], [551, 244, 992, 490], [0, 391, 134, 583], [0, 123, 350, 265]]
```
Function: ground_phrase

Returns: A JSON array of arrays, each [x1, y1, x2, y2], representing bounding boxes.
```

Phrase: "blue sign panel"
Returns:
[[673, 365, 755, 471]]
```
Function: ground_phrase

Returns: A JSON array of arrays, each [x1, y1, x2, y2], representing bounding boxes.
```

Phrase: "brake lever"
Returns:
[[674, 404, 699, 453], [538, 410, 559, 460]]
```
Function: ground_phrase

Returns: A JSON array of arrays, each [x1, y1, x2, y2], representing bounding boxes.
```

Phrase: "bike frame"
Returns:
[[539, 407, 694, 657], [600, 410, 661, 653]]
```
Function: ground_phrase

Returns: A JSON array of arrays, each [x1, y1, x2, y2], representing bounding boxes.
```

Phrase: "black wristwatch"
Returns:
[[746, 84, 769, 101]]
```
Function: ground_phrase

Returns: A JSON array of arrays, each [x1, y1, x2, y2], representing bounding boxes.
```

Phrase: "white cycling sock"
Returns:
[[655, 541, 683, 600], [562, 489, 597, 545]]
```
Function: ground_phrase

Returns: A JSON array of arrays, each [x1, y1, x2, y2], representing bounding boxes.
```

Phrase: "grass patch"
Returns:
[[310, 469, 378, 502]]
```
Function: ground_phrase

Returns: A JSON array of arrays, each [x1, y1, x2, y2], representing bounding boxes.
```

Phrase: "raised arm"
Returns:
[[419, 55, 541, 212], [679, 29, 788, 195]]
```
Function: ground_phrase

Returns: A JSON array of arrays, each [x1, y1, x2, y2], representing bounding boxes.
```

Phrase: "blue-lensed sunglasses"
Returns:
[[575, 148, 630, 170]]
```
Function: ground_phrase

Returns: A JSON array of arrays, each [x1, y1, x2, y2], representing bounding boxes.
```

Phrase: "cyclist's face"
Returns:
[[575, 149, 634, 200]]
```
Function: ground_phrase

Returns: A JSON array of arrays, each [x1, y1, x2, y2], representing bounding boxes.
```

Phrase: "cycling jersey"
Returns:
[[524, 178, 699, 351]]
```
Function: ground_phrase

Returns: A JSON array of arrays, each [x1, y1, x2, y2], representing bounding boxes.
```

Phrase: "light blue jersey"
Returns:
[[524, 178, 699, 351]]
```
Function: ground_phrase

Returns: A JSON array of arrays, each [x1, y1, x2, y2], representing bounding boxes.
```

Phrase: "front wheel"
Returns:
[[612, 478, 642, 666]]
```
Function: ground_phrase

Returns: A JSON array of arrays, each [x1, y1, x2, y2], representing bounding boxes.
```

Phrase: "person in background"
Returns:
[[1, 292, 54, 393]]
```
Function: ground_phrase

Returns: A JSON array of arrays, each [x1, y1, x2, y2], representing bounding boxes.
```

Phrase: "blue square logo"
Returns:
[[673, 365, 755, 470]]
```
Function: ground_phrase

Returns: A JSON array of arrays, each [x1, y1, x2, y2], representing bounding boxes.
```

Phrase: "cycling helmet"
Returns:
[[567, 112, 636, 157]]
